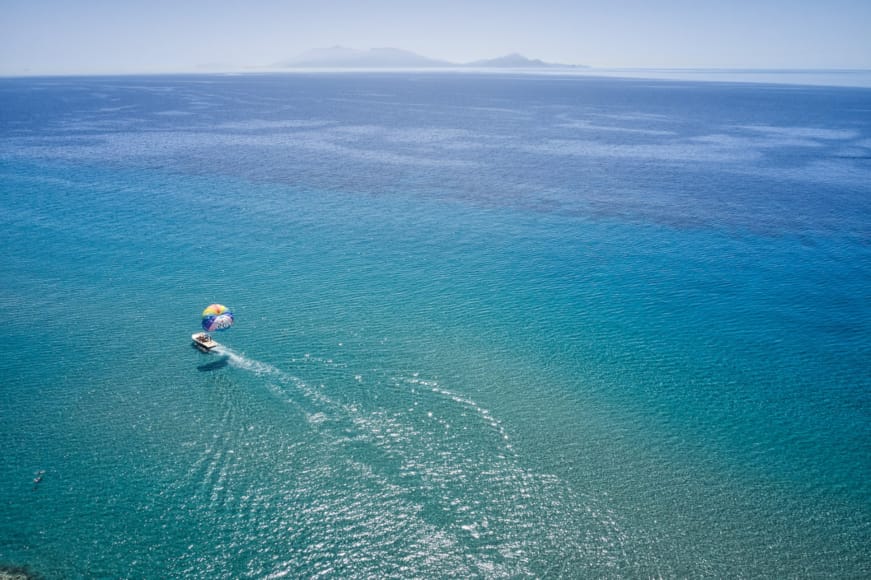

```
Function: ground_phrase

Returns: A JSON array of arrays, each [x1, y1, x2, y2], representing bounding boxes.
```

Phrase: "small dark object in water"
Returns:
[[32, 470, 45, 490]]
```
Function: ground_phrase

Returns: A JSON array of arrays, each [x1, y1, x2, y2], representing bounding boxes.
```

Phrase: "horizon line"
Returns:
[[3, 65, 871, 87], [4, 65, 871, 76]]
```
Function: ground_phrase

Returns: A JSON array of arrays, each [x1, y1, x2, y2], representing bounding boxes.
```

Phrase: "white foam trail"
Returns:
[[213, 345, 280, 376], [404, 376, 514, 452], [206, 345, 639, 574], [214, 345, 338, 408]]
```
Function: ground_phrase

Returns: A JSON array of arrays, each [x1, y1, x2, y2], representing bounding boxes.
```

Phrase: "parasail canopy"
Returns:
[[202, 303, 234, 332]]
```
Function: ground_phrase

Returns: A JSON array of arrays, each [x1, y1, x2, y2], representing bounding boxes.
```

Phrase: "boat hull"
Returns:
[[192, 333, 220, 351]]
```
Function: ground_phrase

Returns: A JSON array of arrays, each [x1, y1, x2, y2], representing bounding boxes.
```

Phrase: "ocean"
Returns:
[[1, 72, 869, 578]]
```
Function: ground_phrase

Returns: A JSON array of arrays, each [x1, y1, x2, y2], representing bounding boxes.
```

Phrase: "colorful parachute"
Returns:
[[202, 304, 234, 332]]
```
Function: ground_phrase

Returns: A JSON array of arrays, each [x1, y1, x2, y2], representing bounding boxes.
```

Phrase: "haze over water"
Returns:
[[1, 72, 869, 577]]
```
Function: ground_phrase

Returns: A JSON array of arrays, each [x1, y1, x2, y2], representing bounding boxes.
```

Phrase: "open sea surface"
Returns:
[[1, 72, 870, 578]]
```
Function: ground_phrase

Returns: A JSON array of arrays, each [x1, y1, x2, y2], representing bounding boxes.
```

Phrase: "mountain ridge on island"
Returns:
[[466, 53, 553, 68], [273, 47, 584, 69]]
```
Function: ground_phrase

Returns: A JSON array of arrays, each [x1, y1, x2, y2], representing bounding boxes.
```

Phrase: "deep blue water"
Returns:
[[1, 73, 870, 578]]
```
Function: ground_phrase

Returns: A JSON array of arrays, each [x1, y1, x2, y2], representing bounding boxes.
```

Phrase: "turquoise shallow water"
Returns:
[[1, 74, 870, 577]]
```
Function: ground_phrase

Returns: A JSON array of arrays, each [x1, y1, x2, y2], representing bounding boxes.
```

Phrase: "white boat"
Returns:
[[192, 332, 219, 351]]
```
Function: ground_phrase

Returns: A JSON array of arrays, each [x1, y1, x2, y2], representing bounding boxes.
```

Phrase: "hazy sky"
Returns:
[[2, 0, 870, 75]]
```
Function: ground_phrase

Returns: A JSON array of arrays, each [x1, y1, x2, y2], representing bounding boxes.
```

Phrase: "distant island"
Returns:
[[273, 47, 585, 69]]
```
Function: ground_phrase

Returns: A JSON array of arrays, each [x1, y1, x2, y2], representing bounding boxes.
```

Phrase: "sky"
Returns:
[[1, 0, 870, 75]]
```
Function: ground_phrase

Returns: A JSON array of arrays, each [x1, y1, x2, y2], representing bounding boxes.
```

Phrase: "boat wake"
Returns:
[[188, 344, 659, 577]]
